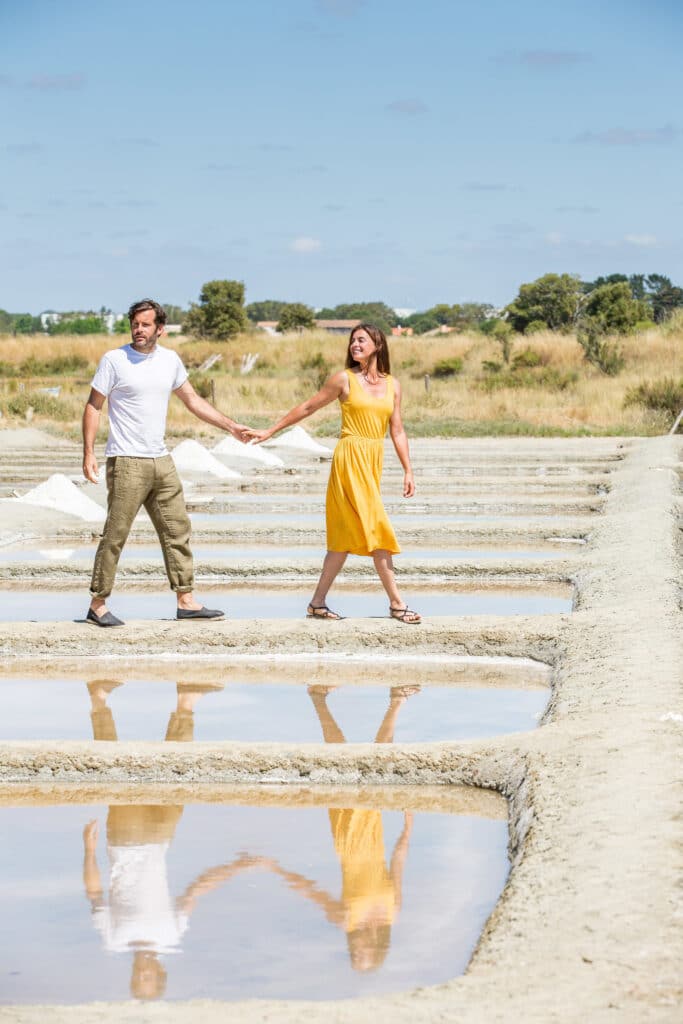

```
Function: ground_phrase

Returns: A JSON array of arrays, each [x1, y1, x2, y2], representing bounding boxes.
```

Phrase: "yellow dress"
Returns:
[[326, 370, 400, 556], [328, 808, 396, 933]]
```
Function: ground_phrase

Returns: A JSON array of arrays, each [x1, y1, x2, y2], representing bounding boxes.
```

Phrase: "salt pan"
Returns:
[[171, 439, 241, 479], [263, 426, 332, 457], [16, 474, 106, 522], [213, 435, 284, 468]]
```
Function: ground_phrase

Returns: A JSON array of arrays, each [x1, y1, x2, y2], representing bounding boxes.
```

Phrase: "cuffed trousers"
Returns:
[[90, 455, 193, 599]]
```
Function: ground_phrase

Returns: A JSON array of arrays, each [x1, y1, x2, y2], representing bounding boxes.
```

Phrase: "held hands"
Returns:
[[403, 471, 415, 498], [242, 427, 272, 445]]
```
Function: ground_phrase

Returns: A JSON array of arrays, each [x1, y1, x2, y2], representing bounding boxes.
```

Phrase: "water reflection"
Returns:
[[80, 684, 419, 995], [82, 809, 260, 1000], [87, 679, 223, 743]]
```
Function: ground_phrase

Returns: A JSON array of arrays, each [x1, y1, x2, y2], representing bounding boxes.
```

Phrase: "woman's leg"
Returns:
[[372, 550, 421, 622], [309, 551, 347, 614]]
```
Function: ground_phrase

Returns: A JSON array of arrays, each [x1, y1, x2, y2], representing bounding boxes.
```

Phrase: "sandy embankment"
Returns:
[[0, 435, 680, 1022]]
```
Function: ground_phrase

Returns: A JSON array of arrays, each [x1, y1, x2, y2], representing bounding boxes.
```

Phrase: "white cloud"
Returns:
[[624, 234, 658, 247], [545, 232, 563, 245], [290, 236, 322, 253]]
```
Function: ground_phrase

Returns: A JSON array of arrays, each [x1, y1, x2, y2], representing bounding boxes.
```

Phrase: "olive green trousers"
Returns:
[[90, 455, 193, 599]]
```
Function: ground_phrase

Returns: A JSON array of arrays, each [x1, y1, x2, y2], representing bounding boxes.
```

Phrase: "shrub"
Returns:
[[19, 354, 90, 375], [188, 372, 214, 399], [524, 320, 548, 335], [300, 351, 331, 388], [2, 390, 74, 420], [577, 323, 625, 376], [478, 369, 577, 393], [432, 357, 463, 378], [624, 378, 683, 422], [511, 347, 543, 369]]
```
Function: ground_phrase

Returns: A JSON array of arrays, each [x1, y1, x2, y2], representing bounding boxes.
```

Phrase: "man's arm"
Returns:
[[82, 389, 106, 483], [173, 381, 249, 440]]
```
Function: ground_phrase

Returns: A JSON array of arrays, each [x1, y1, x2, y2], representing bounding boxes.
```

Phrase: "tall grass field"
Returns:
[[1, 319, 682, 440]]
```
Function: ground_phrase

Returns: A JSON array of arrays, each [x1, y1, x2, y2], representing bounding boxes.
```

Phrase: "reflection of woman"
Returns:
[[252, 683, 418, 972], [245, 323, 420, 623]]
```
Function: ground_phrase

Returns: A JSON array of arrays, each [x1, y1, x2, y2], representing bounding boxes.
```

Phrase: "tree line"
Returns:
[[2, 273, 681, 346]]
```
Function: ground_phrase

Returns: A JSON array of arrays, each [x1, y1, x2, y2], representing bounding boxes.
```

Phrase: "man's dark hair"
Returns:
[[127, 299, 167, 327]]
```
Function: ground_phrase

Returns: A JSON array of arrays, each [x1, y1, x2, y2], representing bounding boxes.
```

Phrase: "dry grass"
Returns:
[[1, 323, 681, 438]]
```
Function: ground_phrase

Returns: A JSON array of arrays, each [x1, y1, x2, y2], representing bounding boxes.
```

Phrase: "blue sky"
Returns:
[[2, 0, 682, 314]]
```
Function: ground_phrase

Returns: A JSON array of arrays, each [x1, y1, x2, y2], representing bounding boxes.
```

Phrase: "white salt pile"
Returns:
[[213, 435, 284, 468], [171, 439, 241, 479], [16, 474, 106, 522], [263, 426, 332, 457]]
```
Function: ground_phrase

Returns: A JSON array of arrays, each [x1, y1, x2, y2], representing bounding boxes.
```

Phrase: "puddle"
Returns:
[[0, 583, 573, 621], [0, 543, 574, 563], [0, 787, 508, 1003], [0, 669, 549, 743]]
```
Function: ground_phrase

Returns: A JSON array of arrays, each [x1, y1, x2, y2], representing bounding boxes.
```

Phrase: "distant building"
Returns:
[[40, 311, 61, 331], [314, 319, 359, 334], [256, 321, 280, 335], [391, 326, 414, 336]]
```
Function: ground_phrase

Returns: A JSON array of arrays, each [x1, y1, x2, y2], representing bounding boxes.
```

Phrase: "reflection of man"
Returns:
[[83, 812, 259, 1000], [82, 682, 256, 1001], [82, 298, 249, 627], [86, 679, 217, 743]]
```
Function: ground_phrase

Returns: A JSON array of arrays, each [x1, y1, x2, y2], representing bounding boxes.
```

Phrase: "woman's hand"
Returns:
[[242, 428, 272, 444], [403, 470, 415, 498]]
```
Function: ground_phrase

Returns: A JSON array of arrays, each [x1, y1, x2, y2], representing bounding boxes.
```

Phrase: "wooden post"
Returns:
[[209, 379, 216, 405]]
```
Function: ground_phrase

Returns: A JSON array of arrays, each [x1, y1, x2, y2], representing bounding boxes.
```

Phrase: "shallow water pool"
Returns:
[[0, 789, 508, 1003]]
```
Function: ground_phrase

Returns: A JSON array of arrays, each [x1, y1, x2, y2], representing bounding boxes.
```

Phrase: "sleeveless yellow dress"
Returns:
[[326, 370, 400, 556], [328, 808, 396, 933]]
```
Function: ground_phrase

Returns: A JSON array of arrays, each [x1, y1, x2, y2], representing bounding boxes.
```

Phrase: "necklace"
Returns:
[[360, 368, 380, 386]]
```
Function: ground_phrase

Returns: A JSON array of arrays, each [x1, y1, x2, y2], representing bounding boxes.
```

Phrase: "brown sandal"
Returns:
[[307, 603, 343, 620], [389, 605, 421, 624]]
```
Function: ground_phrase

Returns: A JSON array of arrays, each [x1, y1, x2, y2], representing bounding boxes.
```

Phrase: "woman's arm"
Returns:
[[388, 378, 415, 497], [244, 371, 348, 443]]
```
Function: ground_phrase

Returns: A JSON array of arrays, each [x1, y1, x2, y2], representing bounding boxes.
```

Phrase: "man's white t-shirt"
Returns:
[[91, 344, 188, 458], [91, 841, 189, 954]]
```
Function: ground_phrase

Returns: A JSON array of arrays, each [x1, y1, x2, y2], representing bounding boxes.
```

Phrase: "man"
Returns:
[[82, 298, 248, 626]]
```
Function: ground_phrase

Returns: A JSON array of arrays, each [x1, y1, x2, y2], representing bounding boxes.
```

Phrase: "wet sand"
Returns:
[[0, 432, 680, 1022]]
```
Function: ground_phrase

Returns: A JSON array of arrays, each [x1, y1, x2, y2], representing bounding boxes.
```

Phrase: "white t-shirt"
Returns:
[[92, 841, 189, 954], [91, 344, 188, 458]]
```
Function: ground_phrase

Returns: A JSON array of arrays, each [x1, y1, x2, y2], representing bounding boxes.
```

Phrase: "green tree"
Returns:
[[162, 304, 188, 327], [49, 316, 106, 335], [114, 317, 129, 334], [0, 309, 13, 333], [315, 302, 398, 334], [184, 280, 247, 340], [580, 282, 649, 335], [12, 313, 41, 334], [246, 300, 288, 323], [505, 273, 582, 333], [277, 303, 316, 332]]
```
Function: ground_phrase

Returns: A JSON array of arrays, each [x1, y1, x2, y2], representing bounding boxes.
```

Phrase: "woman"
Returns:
[[246, 323, 420, 623]]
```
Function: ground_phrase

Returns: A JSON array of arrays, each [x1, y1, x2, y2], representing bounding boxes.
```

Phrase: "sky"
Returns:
[[1, 0, 682, 314]]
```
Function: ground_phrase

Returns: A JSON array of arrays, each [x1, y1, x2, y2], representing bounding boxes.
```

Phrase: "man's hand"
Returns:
[[83, 452, 99, 483], [242, 428, 271, 444], [229, 423, 252, 442]]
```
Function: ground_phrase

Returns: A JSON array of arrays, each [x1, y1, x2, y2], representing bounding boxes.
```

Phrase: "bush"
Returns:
[[432, 357, 463, 378], [577, 323, 625, 376], [188, 372, 214, 400], [624, 378, 683, 422], [511, 347, 543, 369], [2, 390, 74, 420], [300, 351, 331, 388], [524, 320, 548, 335], [478, 369, 577, 393], [19, 354, 90, 375]]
